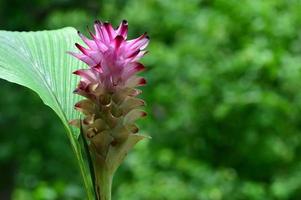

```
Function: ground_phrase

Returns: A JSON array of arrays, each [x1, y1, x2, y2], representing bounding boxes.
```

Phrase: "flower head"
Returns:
[[69, 20, 149, 165], [69, 20, 149, 94]]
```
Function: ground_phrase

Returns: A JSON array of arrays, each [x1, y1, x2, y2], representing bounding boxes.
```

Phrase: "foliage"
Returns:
[[1, 0, 301, 199], [0, 28, 96, 199]]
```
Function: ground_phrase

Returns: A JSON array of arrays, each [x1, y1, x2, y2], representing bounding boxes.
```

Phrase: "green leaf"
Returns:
[[0, 28, 94, 199]]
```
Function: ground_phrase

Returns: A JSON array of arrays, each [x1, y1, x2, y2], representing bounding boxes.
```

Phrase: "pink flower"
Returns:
[[69, 20, 149, 163], [69, 20, 149, 93]]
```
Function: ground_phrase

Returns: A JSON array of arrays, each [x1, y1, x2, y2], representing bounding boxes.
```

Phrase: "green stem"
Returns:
[[66, 126, 94, 200], [95, 166, 113, 200], [74, 143, 94, 200]]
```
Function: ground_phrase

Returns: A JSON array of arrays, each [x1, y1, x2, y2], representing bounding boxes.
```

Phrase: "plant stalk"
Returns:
[[94, 166, 113, 200], [64, 124, 94, 200]]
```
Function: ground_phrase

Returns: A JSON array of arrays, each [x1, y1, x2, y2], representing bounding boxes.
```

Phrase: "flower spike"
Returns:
[[69, 20, 150, 199]]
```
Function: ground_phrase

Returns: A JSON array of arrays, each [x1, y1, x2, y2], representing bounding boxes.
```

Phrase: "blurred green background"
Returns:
[[1, 0, 301, 199]]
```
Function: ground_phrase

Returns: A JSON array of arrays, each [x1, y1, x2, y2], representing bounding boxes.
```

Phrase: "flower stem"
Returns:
[[95, 166, 113, 200]]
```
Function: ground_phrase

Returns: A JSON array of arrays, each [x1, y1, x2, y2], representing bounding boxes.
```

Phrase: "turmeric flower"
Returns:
[[69, 20, 149, 167], [70, 20, 148, 94]]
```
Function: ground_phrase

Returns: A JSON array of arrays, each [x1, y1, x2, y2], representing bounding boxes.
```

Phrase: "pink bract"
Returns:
[[69, 20, 149, 93]]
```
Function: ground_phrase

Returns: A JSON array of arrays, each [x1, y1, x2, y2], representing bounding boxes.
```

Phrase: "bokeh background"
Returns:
[[1, 0, 301, 199]]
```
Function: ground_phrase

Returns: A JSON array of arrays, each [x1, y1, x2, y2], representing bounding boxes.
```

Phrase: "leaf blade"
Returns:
[[0, 27, 94, 199]]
